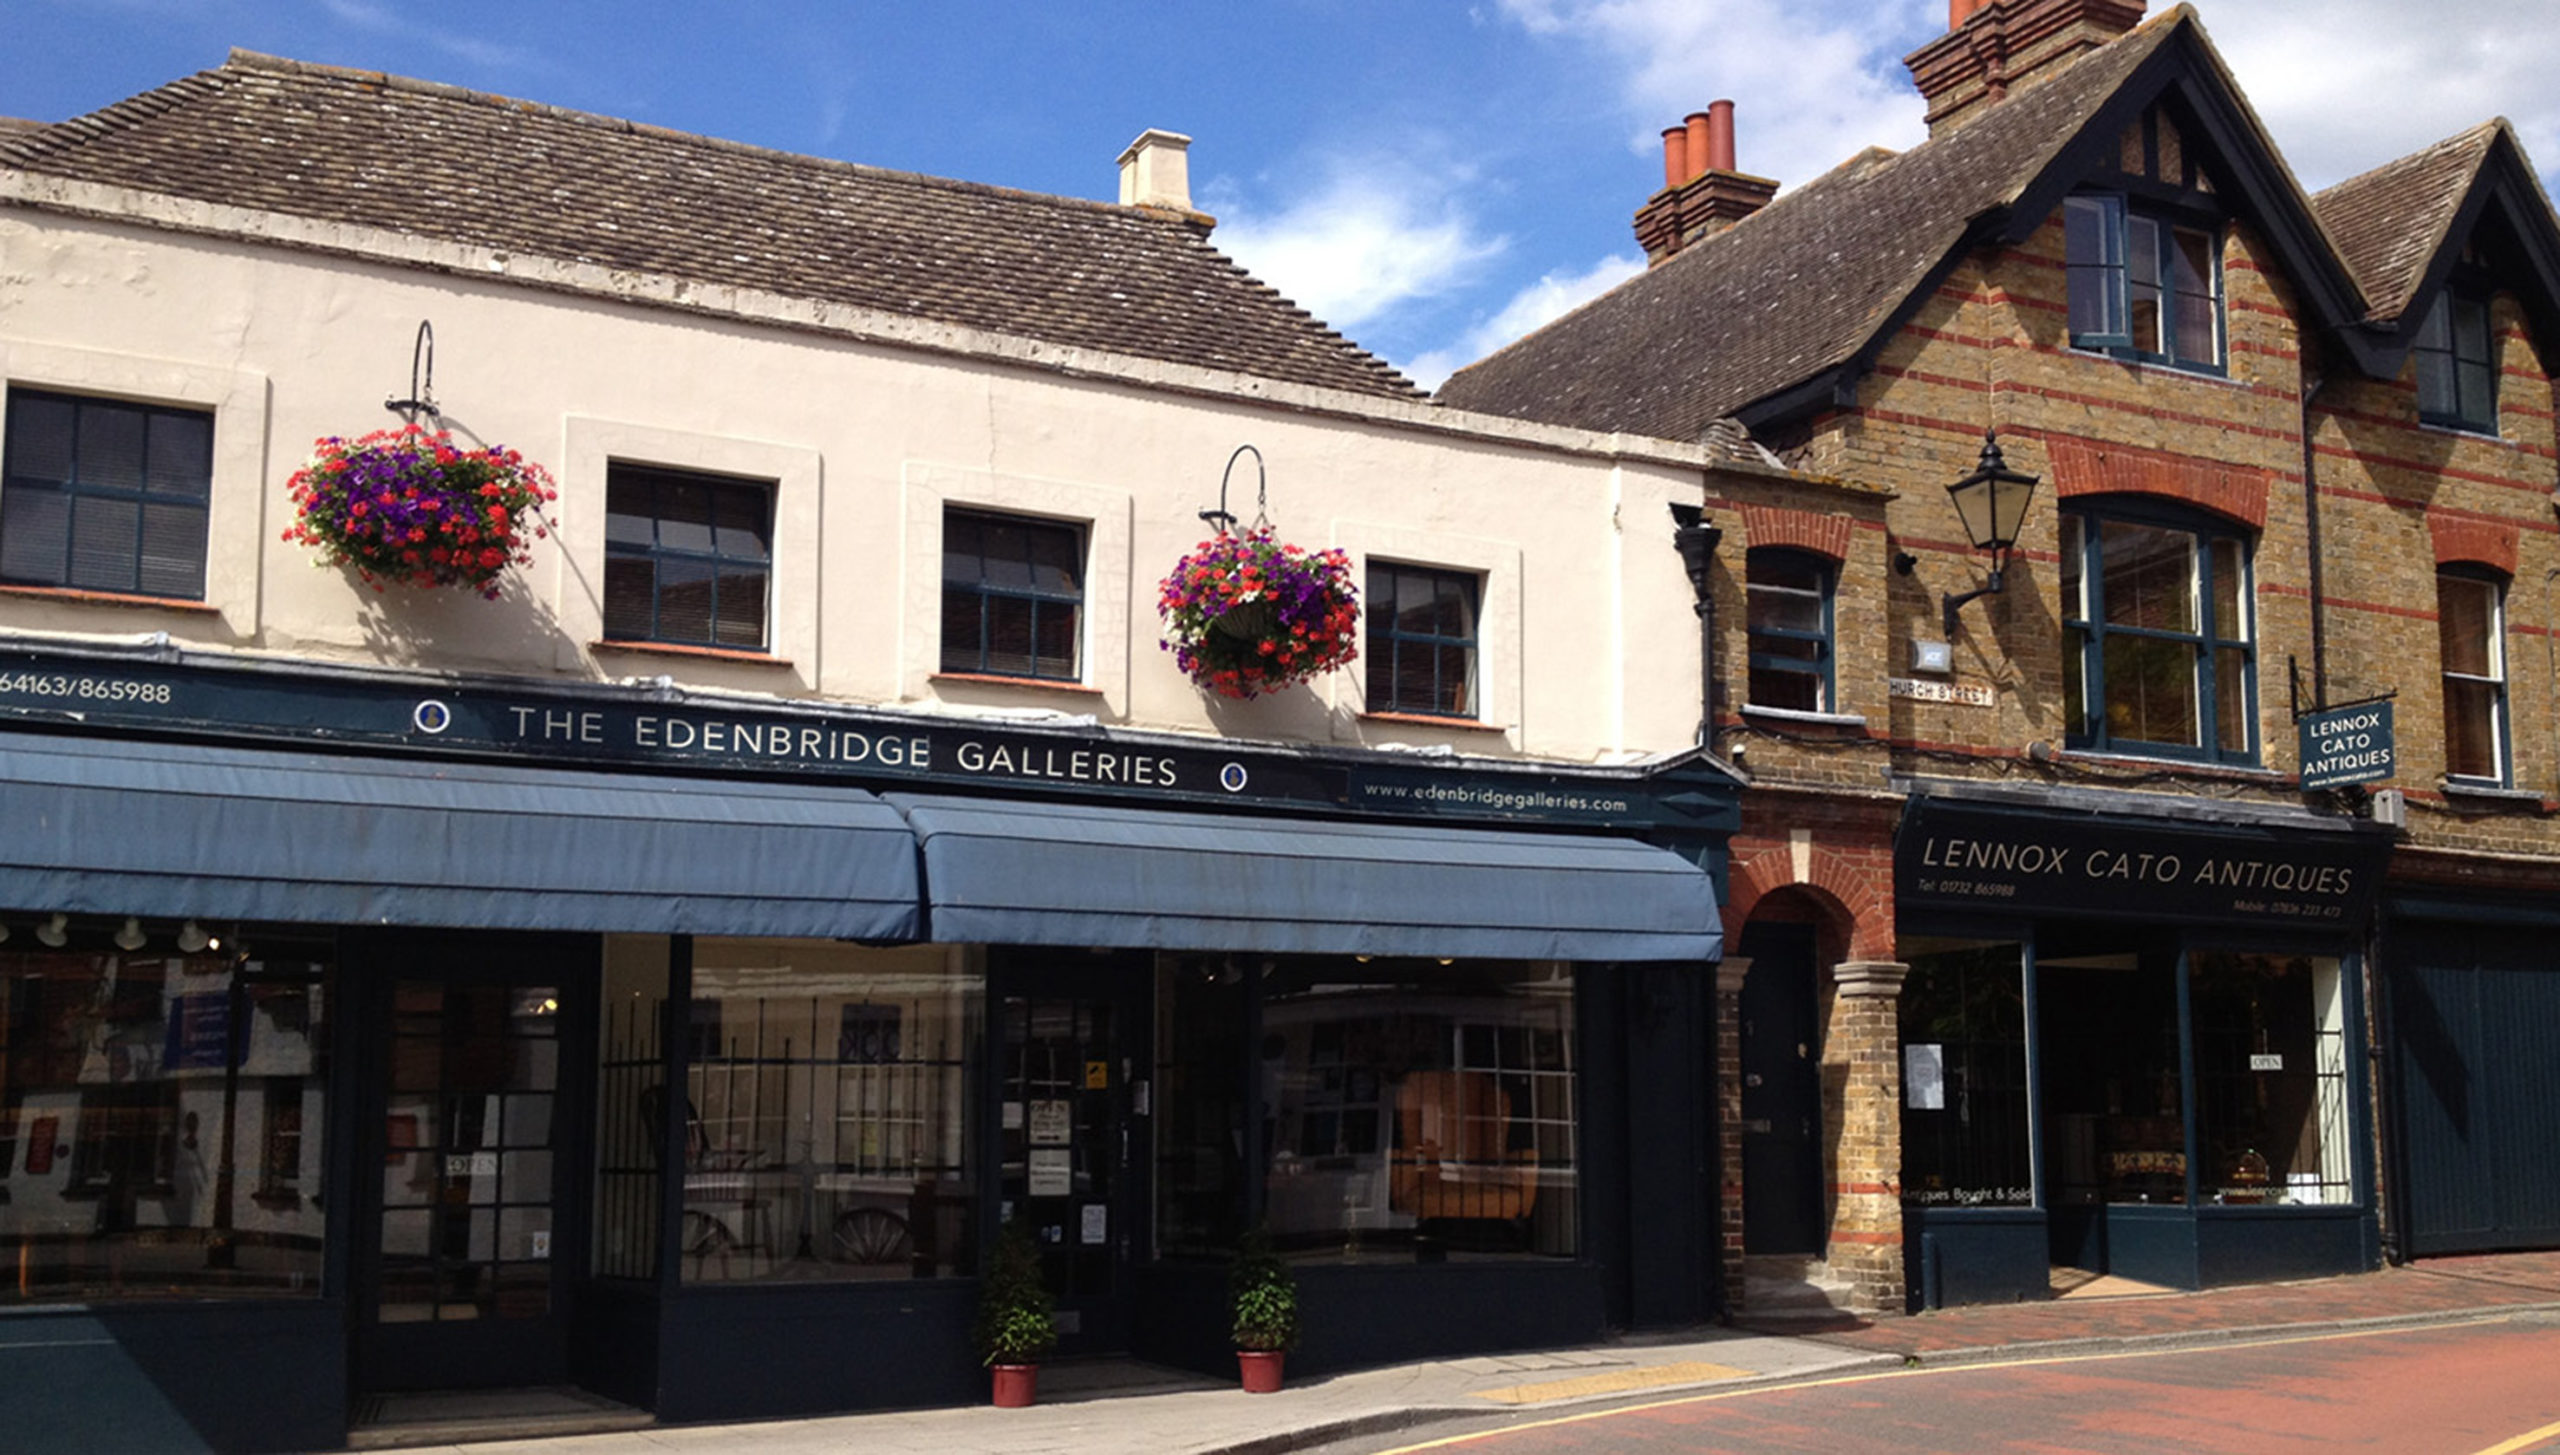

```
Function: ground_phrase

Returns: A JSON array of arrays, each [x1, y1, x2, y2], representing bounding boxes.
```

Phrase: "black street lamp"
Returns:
[[1941, 429, 2039, 636]]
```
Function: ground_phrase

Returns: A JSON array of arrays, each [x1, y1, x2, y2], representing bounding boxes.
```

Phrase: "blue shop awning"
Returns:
[[887, 793, 1720, 962], [0, 730, 919, 939]]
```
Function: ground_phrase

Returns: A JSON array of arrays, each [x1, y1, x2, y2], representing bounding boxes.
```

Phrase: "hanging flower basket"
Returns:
[[283, 426, 557, 598], [1157, 524, 1359, 700]]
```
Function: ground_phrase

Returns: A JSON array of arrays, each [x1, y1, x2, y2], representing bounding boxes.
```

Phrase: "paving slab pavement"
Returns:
[[367, 1250, 2560, 1455]]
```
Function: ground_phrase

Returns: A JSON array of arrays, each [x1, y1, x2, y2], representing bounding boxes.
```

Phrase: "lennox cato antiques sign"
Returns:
[[2297, 700, 2394, 791]]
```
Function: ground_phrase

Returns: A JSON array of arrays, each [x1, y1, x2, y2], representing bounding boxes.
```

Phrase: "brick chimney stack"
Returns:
[[1905, 0, 2146, 137], [1634, 99, 1777, 264]]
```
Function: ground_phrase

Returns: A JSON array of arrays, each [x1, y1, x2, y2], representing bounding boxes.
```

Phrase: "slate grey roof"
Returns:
[[2313, 122, 2503, 324], [1436, 14, 2181, 437], [1, 51, 1420, 401]]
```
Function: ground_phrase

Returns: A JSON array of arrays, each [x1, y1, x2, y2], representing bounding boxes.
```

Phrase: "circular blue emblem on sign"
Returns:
[[412, 699, 453, 735], [1219, 762, 1249, 794]]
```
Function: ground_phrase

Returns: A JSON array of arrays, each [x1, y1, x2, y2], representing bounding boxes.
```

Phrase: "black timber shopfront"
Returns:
[[1892, 784, 2395, 1309], [0, 642, 1738, 1452]]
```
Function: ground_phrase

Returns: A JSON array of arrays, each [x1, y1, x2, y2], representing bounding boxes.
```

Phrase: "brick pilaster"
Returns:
[[1826, 960, 1909, 1316]]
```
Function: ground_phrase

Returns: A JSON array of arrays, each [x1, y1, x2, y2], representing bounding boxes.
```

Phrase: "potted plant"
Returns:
[[973, 1215, 1057, 1408], [1229, 1226, 1300, 1393], [1157, 525, 1359, 700], [283, 425, 557, 598]]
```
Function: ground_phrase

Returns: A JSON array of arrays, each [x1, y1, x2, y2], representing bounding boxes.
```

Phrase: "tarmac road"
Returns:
[[1357, 1314, 2560, 1455]]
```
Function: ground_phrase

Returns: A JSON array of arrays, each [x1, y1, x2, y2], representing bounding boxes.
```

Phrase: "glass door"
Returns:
[[355, 939, 587, 1392], [992, 955, 1149, 1356]]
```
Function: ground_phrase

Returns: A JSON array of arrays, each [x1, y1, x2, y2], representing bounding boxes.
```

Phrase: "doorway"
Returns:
[[352, 935, 594, 1393], [1738, 923, 1824, 1256], [990, 953, 1150, 1357]]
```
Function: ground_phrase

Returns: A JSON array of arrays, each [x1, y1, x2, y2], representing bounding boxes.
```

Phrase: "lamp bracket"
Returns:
[[1203, 445, 1274, 537], [1941, 561, 2007, 637], [385, 320, 440, 422]]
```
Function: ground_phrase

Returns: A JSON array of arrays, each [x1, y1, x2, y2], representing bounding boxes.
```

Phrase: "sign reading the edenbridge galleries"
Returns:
[[0, 646, 1688, 829], [2297, 700, 2395, 791], [1895, 799, 2391, 929]]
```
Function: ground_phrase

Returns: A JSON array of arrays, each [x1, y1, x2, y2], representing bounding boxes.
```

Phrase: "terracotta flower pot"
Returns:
[[1238, 1348, 1286, 1394], [991, 1363, 1039, 1408]]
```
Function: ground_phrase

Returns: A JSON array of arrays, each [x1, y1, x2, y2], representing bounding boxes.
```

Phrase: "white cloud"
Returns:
[[2199, 1, 2560, 194], [1207, 154, 1510, 337], [1402, 253, 1646, 390], [1491, 0, 1942, 193], [318, 0, 533, 72]]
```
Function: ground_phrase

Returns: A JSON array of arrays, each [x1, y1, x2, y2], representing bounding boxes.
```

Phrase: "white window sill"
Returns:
[[1741, 704, 1867, 729], [2438, 779, 2543, 807]]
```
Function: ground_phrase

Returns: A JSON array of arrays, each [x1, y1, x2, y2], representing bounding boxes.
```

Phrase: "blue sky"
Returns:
[[11, 1, 2560, 388]]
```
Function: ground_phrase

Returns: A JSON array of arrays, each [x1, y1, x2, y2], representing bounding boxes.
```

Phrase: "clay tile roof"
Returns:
[[1438, 13, 2181, 437], [3, 52, 1419, 401], [2312, 122, 2504, 324]]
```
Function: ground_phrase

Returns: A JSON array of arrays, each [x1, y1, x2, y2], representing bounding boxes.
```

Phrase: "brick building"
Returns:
[[1445, 0, 2560, 1310]]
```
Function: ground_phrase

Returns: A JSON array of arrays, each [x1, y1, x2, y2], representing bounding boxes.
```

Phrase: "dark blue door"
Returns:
[[2389, 926, 2560, 1254], [1739, 923, 1824, 1255]]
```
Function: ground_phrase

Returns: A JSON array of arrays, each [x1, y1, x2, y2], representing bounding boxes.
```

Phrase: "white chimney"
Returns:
[[1117, 129, 1194, 212]]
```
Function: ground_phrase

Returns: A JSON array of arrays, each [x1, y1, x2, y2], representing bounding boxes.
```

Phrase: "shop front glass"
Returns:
[[1253, 958, 1577, 1261], [0, 917, 331, 1302], [2038, 942, 2353, 1208], [592, 938, 982, 1284], [1898, 939, 2031, 1210]]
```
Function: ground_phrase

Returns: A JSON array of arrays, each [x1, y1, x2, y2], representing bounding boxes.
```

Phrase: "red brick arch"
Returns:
[[2045, 436, 2270, 531], [1723, 840, 1895, 962], [1737, 503, 1854, 563], [2429, 513, 2520, 576]]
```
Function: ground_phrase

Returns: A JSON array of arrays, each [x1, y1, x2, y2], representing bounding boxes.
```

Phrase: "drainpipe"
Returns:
[[2302, 372, 2330, 703], [1670, 504, 1723, 748]]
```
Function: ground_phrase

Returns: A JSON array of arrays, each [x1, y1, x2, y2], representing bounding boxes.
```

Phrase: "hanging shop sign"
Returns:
[[1896, 798, 2392, 929], [2296, 700, 2395, 791], [0, 645, 1720, 832]]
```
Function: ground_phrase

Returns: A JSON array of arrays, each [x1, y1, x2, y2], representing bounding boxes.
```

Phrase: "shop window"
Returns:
[[2191, 952, 2352, 1206], [1746, 547, 1834, 713], [940, 508, 1085, 681], [0, 922, 331, 1303], [2416, 288, 2497, 433], [593, 936, 670, 1280], [674, 940, 980, 1284], [2061, 504, 2256, 764], [2064, 193, 2223, 371], [1897, 941, 2031, 1210], [1154, 956, 1247, 1259], [2438, 568, 2509, 786], [1254, 959, 1574, 1261], [1366, 563, 1479, 717], [602, 462, 774, 650], [0, 388, 212, 599], [2038, 949, 2185, 1206]]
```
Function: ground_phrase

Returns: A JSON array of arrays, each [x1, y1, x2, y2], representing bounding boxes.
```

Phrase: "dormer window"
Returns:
[[2064, 193, 2223, 372], [2416, 287, 2497, 434]]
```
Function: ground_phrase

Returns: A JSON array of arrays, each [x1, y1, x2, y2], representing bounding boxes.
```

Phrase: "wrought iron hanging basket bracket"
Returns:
[[384, 320, 441, 421], [1199, 444, 1270, 536]]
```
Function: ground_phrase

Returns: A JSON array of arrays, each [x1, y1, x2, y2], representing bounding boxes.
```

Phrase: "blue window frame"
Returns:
[[2416, 288, 2497, 433], [603, 462, 773, 650], [2061, 503, 2255, 763], [1, 388, 211, 599], [1365, 562, 1478, 717], [1746, 547, 1834, 713], [2438, 567, 2509, 786], [940, 508, 1084, 681], [2065, 193, 2223, 372]]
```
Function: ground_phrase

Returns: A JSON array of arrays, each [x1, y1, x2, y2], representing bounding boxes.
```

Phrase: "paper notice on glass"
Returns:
[[1905, 1044, 1946, 1110], [1081, 1203, 1107, 1245], [1028, 1099, 1072, 1146], [1028, 1149, 1072, 1197]]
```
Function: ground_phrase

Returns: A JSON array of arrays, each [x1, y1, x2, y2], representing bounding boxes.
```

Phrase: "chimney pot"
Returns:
[[1705, 99, 1737, 174], [1684, 112, 1713, 183], [1117, 128, 1195, 212], [1662, 126, 1690, 190], [1950, 0, 1992, 26]]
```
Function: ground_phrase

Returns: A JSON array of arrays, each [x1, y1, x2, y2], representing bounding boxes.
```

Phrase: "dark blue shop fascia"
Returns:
[[0, 727, 920, 938], [888, 792, 1722, 962]]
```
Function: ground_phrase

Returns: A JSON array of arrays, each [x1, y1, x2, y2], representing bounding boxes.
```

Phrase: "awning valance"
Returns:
[[0, 730, 919, 940], [888, 793, 1720, 962]]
